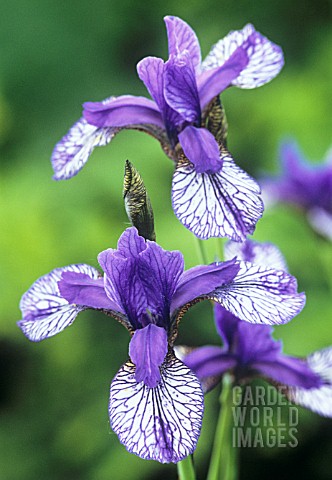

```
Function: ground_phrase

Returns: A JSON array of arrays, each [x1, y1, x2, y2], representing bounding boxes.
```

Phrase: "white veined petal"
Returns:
[[286, 347, 332, 417], [109, 356, 204, 463], [202, 24, 284, 89], [51, 117, 120, 180], [224, 239, 288, 271], [18, 264, 100, 341], [211, 261, 305, 325], [172, 153, 263, 241]]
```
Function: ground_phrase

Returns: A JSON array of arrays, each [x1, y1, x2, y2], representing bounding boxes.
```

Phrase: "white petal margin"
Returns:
[[51, 117, 120, 180], [224, 239, 288, 271], [110, 355, 204, 463], [172, 153, 263, 241], [211, 261, 306, 325], [201, 24, 284, 89], [286, 347, 332, 417], [18, 264, 100, 342]]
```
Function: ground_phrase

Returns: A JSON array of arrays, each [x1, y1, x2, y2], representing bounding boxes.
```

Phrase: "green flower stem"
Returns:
[[177, 455, 196, 480], [207, 375, 237, 480], [194, 236, 209, 265]]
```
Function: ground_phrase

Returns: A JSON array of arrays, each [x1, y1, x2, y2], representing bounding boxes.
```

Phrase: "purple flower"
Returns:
[[183, 239, 332, 417], [52, 16, 284, 241], [262, 140, 332, 240], [18, 228, 305, 462]]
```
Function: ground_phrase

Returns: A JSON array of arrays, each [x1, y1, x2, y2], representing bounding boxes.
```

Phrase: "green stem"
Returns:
[[177, 455, 196, 480], [207, 375, 237, 480], [194, 236, 209, 265]]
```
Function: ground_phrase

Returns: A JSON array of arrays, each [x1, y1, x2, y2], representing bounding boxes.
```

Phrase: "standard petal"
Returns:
[[110, 355, 204, 463], [136, 56, 165, 111], [164, 16, 201, 73], [83, 95, 164, 128], [164, 52, 201, 123], [129, 324, 168, 387], [171, 259, 239, 313], [99, 228, 184, 329], [211, 261, 306, 325], [51, 117, 120, 180], [202, 24, 284, 89], [172, 151, 264, 240], [224, 239, 288, 271], [18, 264, 99, 341], [178, 126, 222, 174], [285, 347, 332, 417]]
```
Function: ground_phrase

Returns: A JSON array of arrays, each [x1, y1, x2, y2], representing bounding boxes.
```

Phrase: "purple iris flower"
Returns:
[[52, 16, 284, 241], [183, 239, 332, 417], [262, 140, 332, 241], [18, 227, 305, 462]]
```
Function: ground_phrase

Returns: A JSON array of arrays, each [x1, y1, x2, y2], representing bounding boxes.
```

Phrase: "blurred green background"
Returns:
[[1, 1, 332, 479]]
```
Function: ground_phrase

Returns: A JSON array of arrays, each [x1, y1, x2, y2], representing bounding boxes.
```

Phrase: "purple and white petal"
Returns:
[[202, 24, 284, 89], [51, 117, 120, 180], [211, 262, 306, 325], [164, 16, 202, 73], [285, 347, 332, 417], [18, 264, 100, 341], [172, 152, 263, 240], [178, 126, 222, 174], [224, 239, 288, 271], [110, 355, 204, 463]]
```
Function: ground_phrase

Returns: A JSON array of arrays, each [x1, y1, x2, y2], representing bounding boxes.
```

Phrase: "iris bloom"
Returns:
[[262, 140, 332, 241], [18, 227, 305, 462], [52, 16, 284, 241], [184, 239, 332, 417]]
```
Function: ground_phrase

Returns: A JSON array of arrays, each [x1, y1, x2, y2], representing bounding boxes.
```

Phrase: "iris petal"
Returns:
[[224, 239, 288, 271], [172, 151, 263, 240], [178, 126, 222, 173], [285, 347, 332, 417], [171, 259, 239, 313], [164, 52, 201, 123], [129, 324, 168, 388], [164, 15, 202, 73], [83, 95, 164, 128], [212, 261, 306, 325], [109, 355, 204, 463], [18, 264, 99, 341], [51, 117, 120, 180], [202, 23, 284, 89]]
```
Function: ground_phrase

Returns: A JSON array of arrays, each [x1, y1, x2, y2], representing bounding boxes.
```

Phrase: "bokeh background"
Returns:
[[1, 1, 332, 479]]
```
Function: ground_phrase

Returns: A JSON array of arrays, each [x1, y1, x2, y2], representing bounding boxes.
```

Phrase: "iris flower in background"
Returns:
[[183, 239, 332, 417], [262, 140, 332, 241], [18, 227, 305, 463], [52, 16, 284, 240]]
